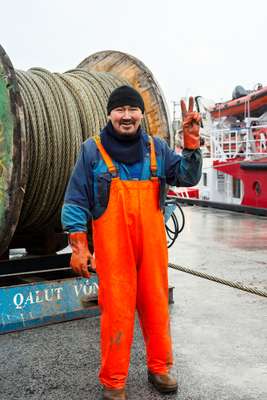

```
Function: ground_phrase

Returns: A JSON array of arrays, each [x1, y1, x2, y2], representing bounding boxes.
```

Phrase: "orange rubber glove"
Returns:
[[180, 96, 201, 150], [69, 232, 96, 278]]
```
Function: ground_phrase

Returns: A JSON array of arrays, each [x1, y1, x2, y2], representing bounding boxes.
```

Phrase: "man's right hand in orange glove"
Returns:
[[180, 96, 201, 150], [68, 232, 96, 278]]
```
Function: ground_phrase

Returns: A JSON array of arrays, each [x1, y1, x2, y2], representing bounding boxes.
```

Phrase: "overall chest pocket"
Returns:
[[159, 176, 167, 211], [97, 173, 112, 208]]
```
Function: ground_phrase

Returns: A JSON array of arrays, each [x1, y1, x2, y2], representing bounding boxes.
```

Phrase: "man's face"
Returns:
[[108, 106, 143, 136]]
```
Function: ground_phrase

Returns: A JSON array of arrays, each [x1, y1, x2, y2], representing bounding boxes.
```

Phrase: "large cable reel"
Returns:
[[0, 46, 171, 258]]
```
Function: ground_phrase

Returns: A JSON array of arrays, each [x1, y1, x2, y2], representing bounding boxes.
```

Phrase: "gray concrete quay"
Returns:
[[0, 206, 266, 400]]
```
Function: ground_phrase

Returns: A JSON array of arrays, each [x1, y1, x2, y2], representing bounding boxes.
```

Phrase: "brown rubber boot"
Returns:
[[102, 387, 127, 400], [148, 371, 178, 393]]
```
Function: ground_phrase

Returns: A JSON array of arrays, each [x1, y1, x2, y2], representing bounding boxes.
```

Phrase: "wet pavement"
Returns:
[[0, 206, 267, 400]]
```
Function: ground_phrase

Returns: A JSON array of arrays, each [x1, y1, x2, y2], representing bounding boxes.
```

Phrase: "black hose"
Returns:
[[165, 197, 185, 248]]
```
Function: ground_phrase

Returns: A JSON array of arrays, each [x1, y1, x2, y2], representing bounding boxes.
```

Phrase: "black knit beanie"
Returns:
[[107, 85, 145, 115]]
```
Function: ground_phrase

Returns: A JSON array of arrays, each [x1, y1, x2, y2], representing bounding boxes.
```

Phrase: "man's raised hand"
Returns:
[[180, 96, 201, 150]]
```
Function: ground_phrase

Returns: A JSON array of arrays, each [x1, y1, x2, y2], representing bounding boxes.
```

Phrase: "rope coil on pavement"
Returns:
[[168, 262, 267, 298]]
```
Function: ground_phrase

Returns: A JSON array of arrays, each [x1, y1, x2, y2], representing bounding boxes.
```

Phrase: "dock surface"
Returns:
[[1, 206, 266, 400]]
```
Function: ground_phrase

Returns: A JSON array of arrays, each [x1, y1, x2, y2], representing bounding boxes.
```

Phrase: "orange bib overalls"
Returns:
[[92, 136, 173, 389]]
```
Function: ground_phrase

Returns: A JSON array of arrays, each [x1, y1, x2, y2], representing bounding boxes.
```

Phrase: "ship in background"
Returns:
[[171, 84, 267, 212]]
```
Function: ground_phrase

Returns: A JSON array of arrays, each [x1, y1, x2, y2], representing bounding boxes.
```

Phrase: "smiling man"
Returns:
[[107, 86, 144, 135], [61, 85, 202, 400]]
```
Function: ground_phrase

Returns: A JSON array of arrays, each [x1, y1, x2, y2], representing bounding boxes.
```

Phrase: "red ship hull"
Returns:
[[214, 157, 267, 208]]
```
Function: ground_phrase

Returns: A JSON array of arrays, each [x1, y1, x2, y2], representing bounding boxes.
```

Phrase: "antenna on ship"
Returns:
[[172, 101, 182, 151]]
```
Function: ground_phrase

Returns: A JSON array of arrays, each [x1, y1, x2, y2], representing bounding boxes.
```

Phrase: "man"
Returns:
[[62, 86, 202, 400]]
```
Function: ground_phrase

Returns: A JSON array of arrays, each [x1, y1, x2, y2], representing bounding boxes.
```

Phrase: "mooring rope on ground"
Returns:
[[168, 262, 267, 298]]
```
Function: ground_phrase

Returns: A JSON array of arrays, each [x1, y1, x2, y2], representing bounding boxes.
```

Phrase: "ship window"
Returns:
[[232, 178, 241, 198], [253, 181, 261, 195], [203, 173, 207, 186]]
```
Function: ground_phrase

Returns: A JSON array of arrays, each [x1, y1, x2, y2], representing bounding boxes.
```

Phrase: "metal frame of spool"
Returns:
[[0, 46, 175, 333]]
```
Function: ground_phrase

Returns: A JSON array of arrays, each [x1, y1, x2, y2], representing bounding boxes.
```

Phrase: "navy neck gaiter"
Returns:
[[100, 121, 143, 165]]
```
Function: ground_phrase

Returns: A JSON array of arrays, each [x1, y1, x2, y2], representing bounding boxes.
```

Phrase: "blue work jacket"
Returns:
[[61, 129, 202, 232]]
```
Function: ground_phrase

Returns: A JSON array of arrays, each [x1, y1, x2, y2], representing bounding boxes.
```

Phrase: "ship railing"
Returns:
[[211, 127, 267, 160]]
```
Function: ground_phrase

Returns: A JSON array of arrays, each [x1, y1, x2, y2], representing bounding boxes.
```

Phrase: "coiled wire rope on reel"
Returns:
[[0, 46, 172, 258]]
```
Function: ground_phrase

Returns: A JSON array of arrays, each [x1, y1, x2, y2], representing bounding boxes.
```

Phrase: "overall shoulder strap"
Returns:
[[148, 135, 157, 177], [92, 136, 117, 176]]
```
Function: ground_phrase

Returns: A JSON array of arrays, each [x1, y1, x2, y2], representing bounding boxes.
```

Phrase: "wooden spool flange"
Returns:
[[78, 50, 171, 142], [0, 45, 26, 257]]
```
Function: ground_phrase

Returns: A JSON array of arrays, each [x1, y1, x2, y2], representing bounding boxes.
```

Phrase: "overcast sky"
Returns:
[[1, 0, 266, 116]]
